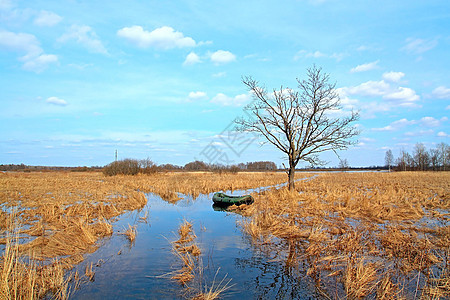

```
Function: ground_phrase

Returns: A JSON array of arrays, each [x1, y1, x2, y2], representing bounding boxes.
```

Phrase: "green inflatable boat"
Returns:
[[212, 192, 254, 206]]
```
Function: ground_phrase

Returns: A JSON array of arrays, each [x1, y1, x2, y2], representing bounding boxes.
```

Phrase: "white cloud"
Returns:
[[404, 129, 434, 137], [383, 87, 419, 106], [437, 131, 448, 137], [294, 50, 346, 61], [356, 45, 369, 51], [340, 73, 420, 109], [188, 91, 207, 100], [373, 118, 415, 131], [344, 80, 390, 96], [117, 26, 196, 50], [382, 71, 405, 83], [0, 30, 41, 56], [432, 86, 450, 99], [33, 10, 62, 27], [391, 118, 415, 127], [183, 52, 201, 66], [350, 60, 379, 73], [59, 25, 107, 54], [376, 126, 394, 132], [419, 116, 443, 127], [402, 37, 438, 55], [22, 54, 58, 72], [211, 93, 250, 106], [46, 97, 67, 106], [373, 116, 447, 132], [447, 105, 450, 110], [210, 50, 236, 64], [212, 72, 226, 78], [0, 30, 58, 72], [302, 50, 325, 58]]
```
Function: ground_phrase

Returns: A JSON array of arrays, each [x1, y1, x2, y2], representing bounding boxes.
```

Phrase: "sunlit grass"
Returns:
[[239, 171, 450, 299], [0, 170, 287, 298]]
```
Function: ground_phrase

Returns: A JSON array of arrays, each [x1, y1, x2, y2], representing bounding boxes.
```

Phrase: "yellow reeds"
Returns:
[[120, 224, 137, 244], [0, 218, 76, 299], [170, 220, 232, 299], [1, 171, 283, 297], [238, 171, 449, 298], [84, 262, 95, 282], [171, 219, 201, 285], [344, 258, 379, 298], [192, 269, 233, 300]]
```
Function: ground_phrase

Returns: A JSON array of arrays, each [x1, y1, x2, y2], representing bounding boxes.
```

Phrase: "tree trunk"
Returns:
[[288, 165, 295, 190]]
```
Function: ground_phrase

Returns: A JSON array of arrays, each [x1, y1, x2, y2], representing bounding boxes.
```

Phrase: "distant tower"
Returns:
[[115, 150, 118, 162]]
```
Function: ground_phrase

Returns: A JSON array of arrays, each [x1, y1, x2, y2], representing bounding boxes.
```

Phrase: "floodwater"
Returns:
[[70, 186, 320, 299]]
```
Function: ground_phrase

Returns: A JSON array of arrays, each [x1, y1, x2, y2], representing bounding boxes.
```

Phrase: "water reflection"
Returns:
[[70, 188, 318, 299]]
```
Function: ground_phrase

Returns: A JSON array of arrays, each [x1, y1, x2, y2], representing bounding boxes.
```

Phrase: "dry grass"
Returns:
[[171, 219, 201, 286], [171, 220, 233, 299], [143, 171, 289, 201], [191, 269, 233, 300], [239, 172, 449, 299], [84, 262, 95, 282], [0, 216, 77, 299], [120, 224, 137, 244], [0, 171, 284, 298]]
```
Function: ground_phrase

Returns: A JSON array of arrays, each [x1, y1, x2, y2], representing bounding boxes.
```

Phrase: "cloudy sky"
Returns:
[[0, 0, 449, 167]]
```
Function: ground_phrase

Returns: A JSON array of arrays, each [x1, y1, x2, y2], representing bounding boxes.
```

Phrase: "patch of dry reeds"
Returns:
[[0, 217, 77, 299], [120, 224, 137, 244], [170, 220, 233, 299], [84, 262, 95, 282], [239, 172, 450, 299], [191, 269, 233, 300], [171, 220, 201, 285]]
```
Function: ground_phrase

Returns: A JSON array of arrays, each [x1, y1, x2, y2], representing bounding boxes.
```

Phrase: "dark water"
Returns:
[[70, 188, 320, 299]]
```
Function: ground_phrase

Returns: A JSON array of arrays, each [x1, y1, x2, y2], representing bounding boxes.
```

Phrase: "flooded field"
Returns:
[[0, 171, 448, 299], [70, 190, 320, 299]]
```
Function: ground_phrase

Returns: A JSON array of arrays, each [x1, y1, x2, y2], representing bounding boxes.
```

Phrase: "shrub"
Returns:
[[103, 159, 140, 176], [140, 158, 160, 174]]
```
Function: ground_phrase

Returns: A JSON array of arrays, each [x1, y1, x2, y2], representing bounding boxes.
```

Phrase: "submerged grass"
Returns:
[[171, 220, 233, 299], [120, 224, 137, 245], [239, 172, 449, 299], [171, 219, 201, 286]]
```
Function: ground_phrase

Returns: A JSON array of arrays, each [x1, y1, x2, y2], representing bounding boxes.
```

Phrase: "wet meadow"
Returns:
[[0, 171, 448, 299]]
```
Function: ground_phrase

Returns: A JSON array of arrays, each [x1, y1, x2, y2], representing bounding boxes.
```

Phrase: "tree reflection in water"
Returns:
[[234, 238, 325, 299]]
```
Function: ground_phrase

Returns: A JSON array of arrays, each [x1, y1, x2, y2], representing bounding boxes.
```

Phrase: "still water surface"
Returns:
[[71, 188, 319, 299]]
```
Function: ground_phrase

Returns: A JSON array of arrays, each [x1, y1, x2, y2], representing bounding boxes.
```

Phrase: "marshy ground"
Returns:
[[0, 171, 448, 299]]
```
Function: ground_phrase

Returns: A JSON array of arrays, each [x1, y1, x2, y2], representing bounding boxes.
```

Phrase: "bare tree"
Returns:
[[385, 149, 394, 172], [429, 148, 440, 171], [437, 142, 449, 171], [338, 158, 349, 170], [236, 65, 359, 190], [413, 143, 429, 171]]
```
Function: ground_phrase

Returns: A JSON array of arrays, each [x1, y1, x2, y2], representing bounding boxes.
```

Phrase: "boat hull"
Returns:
[[212, 192, 254, 206]]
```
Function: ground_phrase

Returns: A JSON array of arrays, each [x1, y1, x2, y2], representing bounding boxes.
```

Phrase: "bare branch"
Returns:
[[236, 65, 360, 190]]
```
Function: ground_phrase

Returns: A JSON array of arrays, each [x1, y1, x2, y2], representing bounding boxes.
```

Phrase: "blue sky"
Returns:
[[0, 0, 449, 167]]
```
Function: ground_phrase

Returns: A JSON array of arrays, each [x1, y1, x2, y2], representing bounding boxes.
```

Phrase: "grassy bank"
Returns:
[[238, 172, 449, 299]]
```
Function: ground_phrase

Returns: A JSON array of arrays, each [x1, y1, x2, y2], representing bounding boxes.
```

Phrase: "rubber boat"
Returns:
[[212, 192, 254, 206]]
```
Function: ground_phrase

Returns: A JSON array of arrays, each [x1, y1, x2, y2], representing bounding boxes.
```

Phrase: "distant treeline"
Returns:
[[102, 159, 278, 176], [3, 142, 448, 174], [387, 142, 449, 171], [0, 160, 277, 174], [0, 164, 102, 172]]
